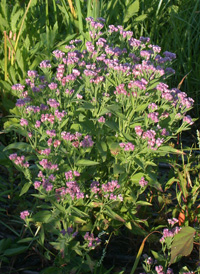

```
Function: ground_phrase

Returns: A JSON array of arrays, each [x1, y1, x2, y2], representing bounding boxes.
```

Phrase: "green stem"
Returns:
[[4, 31, 7, 81]]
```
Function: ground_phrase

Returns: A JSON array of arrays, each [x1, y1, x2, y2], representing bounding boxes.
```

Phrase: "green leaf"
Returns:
[[105, 120, 119, 132], [20, 182, 32, 196], [104, 206, 125, 222], [0, 80, 11, 92], [4, 246, 28, 256], [4, 142, 35, 153], [135, 102, 149, 112], [123, 132, 135, 142], [113, 164, 126, 174], [157, 146, 185, 155], [17, 237, 34, 243], [32, 211, 52, 223], [76, 159, 99, 166], [165, 177, 179, 191], [123, 0, 139, 23], [71, 207, 89, 218], [146, 79, 161, 91], [134, 14, 147, 22], [0, 238, 12, 252], [131, 172, 145, 183], [170, 226, 196, 265], [96, 141, 107, 162], [78, 101, 95, 110], [136, 201, 152, 206], [151, 250, 166, 262]]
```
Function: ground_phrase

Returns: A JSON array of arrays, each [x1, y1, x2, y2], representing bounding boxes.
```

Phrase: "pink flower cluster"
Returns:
[[160, 227, 181, 243], [39, 159, 58, 170], [35, 172, 56, 192], [65, 170, 80, 180], [90, 180, 123, 201], [84, 232, 101, 249], [119, 142, 135, 151], [139, 177, 148, 187], [9, 153, 29, 168], [20, 118, 28, 126], [20, 210, 30, 220], [135, 127, 165, 150]]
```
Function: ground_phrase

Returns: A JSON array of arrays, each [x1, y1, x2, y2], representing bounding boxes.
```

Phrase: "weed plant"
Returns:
[[2, 17, 199, 273]]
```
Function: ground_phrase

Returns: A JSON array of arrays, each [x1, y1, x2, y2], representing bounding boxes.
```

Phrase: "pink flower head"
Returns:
[[139, 177, 148, 187], [20, 210, 30, 220], [98, 116, 105, 123], [34, 181, 41, 189], [119, 142, 135, 151], [20, 118, 28, 126]]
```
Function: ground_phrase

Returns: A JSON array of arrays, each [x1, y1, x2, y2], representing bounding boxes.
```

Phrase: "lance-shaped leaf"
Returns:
[[104, 205, 125, 223], [170, 226, 196, 265]]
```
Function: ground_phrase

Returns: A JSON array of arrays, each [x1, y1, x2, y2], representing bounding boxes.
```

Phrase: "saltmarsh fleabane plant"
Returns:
[[5, 17, 195, 272]]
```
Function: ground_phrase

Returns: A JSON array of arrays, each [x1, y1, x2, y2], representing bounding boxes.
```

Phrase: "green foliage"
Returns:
[[170, 226, 195, 265]]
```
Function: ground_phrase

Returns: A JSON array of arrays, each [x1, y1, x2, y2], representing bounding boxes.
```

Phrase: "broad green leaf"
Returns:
[[76, 159, 99, 166], [10, 106, 21, 116], [131, 172, 145, 183], [170, 226, 196, 264], [124, 0, 139, 23]]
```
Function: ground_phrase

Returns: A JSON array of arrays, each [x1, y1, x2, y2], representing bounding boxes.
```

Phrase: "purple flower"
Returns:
[[40, 60, 51, 68], [183, 115, 193, 125], [80, 135, 94, 148], [47, 98, 60, 108], [12, 84, 25, 91]]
